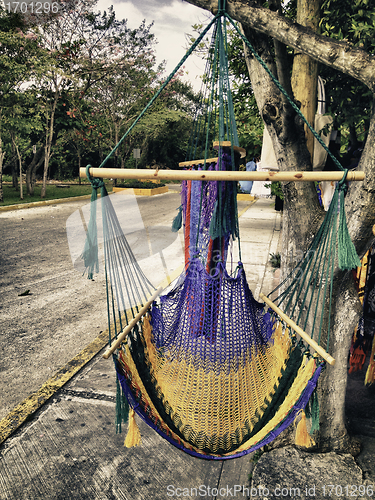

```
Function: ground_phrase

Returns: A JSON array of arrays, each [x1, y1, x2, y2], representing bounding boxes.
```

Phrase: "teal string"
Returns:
[[337, 170, 361, 270], [81, 165, 106, 279]]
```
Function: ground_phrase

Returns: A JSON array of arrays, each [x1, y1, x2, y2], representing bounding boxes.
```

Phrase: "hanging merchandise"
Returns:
[[313, 76, 334, 171]]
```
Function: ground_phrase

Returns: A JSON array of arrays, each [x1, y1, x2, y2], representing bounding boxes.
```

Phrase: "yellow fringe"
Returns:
[[142, 313, 157, 369], [295, 410, 315, 448], [124, 409, 141, 448], [365, 336, 375, 386]]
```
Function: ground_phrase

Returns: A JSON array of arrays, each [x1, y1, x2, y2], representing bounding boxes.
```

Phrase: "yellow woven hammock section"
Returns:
[[115, 313, 319, 458]]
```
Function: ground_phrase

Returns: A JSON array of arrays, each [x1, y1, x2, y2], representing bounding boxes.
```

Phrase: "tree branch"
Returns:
[[184, 0, 375, 92]]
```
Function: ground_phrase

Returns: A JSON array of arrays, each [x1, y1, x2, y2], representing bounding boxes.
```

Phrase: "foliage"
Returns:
[[226, 23, 264, 159], [0, 0, 200, 202], [269, 252, 281, 268], [116, 180, 166, 189], [265, 181, 284, 199], [319, 0, 374, 148], [0, 182, 103, 206]]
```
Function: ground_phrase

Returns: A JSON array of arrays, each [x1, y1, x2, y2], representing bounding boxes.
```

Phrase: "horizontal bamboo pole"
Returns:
[[259, 292, 335, 366], [80, 167, 365, 183], [102, 287, 163, 360]]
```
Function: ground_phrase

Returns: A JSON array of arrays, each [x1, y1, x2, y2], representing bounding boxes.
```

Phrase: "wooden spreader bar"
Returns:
[[179, 157, 219, 167], [103, 287, 163, 360], [80, 167, 365, 183], [259, 292, 335, 366]]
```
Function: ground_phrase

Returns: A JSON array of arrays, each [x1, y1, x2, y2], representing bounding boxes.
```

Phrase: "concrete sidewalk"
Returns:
[[0, 196, 373, 500]]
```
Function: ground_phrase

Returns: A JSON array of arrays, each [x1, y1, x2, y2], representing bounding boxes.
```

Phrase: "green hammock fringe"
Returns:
[[338, 188, 361, 271], [209, 183, 238, 240], [116, 374, 129, 434], [305, 387, 320, 435], [171, 205, 183, 233], [81, 165, 107, 279]]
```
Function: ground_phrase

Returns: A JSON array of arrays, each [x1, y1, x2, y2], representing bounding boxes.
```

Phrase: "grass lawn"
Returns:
[[0, 182, 113, 207]]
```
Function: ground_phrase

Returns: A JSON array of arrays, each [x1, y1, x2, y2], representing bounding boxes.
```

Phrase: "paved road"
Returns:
[[0, 190, 183, 421]]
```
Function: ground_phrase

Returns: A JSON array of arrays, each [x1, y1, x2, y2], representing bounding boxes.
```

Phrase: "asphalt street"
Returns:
[[0, 190, 183, 421]]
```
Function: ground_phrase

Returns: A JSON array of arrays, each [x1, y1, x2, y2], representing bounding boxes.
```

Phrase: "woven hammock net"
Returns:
[[110, 150, 323, 459], [79, 8, 361, 460]]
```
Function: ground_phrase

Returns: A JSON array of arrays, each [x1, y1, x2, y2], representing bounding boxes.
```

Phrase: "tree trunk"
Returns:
[[41, 92, 58, 199], [0, 137, 5, 203], [11, 139, 17, 190], [12, 138, 23, 200], [185, 0, 375, 91], [318, 271, 362, 451], [26, 147, 44, 196], [77, 148, 82, 185], [291, 0, 319, 159]]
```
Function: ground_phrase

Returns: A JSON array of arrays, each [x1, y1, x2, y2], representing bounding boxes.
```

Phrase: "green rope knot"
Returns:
[[86, 165, 105, 190], [338, 169, 349, 194], [171, 205, 183, 232], [81, 165, 108, 279], [217, 0, 226, 14]]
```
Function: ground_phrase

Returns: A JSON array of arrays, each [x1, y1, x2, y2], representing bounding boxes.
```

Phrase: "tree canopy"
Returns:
[[0, 0, 199, 200]]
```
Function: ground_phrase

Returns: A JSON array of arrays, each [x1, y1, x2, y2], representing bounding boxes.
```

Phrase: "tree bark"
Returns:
[[0, 137, 5, 203], [318, 271, 363, 451], [291, 0, 319, 158], [41, 91, 59, 199], [184, 0, 375, 91], [11, 139, 17, 190], [13, 140, 23, 200], [26, 147, 44, 196]]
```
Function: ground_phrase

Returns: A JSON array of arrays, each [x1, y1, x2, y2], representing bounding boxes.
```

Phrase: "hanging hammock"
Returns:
[[79, 1, 362, 459]]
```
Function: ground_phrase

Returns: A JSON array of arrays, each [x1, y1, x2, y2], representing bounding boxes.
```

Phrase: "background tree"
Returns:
[[185, 0, 375, 452], [0, 7, 42, 199]]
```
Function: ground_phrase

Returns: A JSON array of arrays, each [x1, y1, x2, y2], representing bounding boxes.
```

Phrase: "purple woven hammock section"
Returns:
[[151, 259, 273, 371], [182, 151, 236, 269], [151, 149, 273, 371]]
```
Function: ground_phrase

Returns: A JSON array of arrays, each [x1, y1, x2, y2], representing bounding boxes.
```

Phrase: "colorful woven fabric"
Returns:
[[111, 148, 323, 458], [80, 4, 362, 459], [115, 311, 321, 458]]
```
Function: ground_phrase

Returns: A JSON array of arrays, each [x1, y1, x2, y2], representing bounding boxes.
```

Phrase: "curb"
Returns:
[[0, 329, 109, 446], [0, 194, 93, 212]]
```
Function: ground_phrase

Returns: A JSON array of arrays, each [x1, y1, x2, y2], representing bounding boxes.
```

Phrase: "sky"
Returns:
[[96, 0, 212, 90]]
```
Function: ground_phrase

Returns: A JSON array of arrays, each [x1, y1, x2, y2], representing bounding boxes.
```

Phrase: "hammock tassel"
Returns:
[[124, 409, 141, 448], [171, 205, 183, 232], [142, 314, 156, 368], [338, 188, 361, 271], [365, 360, 375, 386], [349, 345, 366, 373], [305, 386, 320, 435], [115, 376, 129, 433], [365, 338, 375, 386], [295, 410, 315, 448]]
